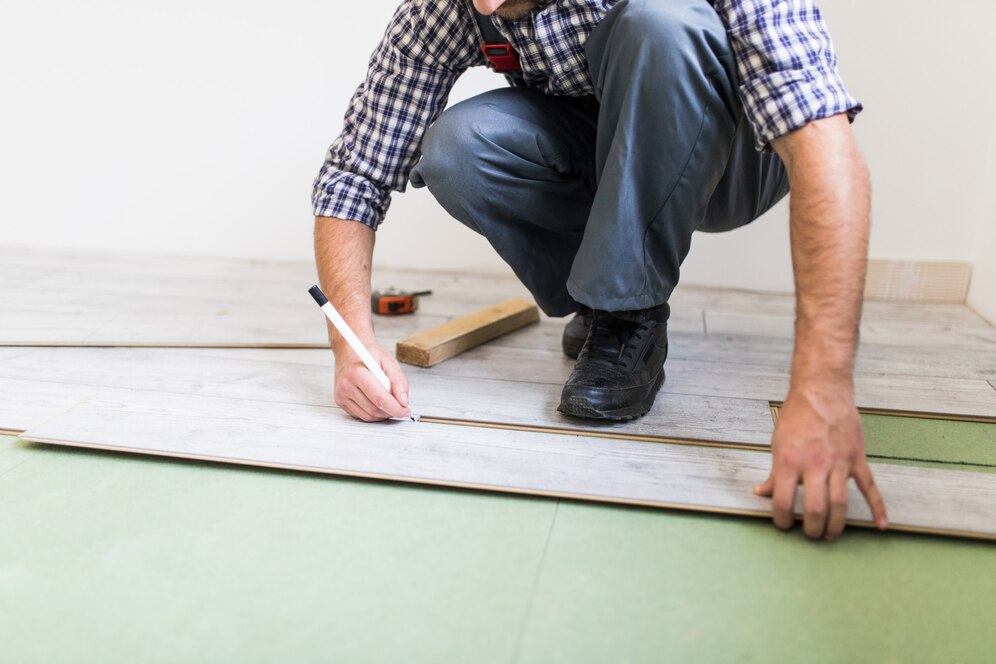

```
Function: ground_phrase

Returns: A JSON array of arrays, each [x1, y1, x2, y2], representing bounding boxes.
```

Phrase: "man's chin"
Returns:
[[494, 1, 539, 19]]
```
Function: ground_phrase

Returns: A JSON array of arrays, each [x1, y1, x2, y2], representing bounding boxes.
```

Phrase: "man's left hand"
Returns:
[[755, 379, 888, 540]]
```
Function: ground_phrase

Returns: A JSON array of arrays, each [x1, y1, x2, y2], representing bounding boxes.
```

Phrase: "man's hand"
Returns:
[[755, 382, 887, 539], [762, 114, 888, 539], [333, 336, 411, 422], [315, 216, 412, 422]]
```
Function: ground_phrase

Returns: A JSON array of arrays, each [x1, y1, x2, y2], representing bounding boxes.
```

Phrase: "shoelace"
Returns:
[[579, 315, 651, 368]]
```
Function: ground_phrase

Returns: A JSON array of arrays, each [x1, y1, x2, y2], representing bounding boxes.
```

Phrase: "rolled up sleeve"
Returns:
[[312, 0, 479, 229], [710, 0, 863, 151]]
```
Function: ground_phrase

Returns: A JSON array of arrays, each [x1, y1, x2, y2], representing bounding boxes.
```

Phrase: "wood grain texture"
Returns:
[[19, 393, 996, 540], [397, 299, 539, 367], [706, 312, 996, 348], [0, 348, 775, 445], [0, 247, 530, 346], [663, 359, 996, 419], [670, 332, 996, 381]]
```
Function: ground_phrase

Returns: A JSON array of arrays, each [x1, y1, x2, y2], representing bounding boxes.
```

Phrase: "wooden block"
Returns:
[[396, 298, 539, 367]]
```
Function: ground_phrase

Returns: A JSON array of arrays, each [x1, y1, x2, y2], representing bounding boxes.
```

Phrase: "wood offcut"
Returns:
[[396, 298, 539, 367]]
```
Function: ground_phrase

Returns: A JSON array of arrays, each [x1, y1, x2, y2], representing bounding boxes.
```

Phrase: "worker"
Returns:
[[312, 0, 888, 540]]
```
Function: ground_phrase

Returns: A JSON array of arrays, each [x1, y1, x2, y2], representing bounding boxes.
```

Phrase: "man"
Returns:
[[312, 0, 889, 540]]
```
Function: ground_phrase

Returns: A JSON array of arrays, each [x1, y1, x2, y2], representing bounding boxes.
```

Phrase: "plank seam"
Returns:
[[770, 402, 996, 425], [418, 417, 766, 451], [867, 454, 996, 470]]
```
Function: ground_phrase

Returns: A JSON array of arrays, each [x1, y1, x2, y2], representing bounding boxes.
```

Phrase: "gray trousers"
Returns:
[[410, 0, 790, 316]]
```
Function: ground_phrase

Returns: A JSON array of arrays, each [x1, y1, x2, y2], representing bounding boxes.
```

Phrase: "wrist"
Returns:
[[786, 374, 855, 409], [328, 316, 376, 357]]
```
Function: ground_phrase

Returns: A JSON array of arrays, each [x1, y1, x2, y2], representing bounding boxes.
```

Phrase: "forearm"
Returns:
[[314, 217, 377, 353], [772, 116, 871, 390]]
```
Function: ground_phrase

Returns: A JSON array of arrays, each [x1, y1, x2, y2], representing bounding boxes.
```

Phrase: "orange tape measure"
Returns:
[[371, 288, 432, 315]]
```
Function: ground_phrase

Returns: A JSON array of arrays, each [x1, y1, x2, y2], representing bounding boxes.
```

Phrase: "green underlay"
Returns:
[[860, 413, 996, 472], [2, 416, 994, 662]]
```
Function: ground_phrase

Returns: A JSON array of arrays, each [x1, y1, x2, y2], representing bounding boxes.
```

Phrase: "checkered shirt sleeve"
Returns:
[[710, 0, 863, 151], [312, 1, 480, 228]]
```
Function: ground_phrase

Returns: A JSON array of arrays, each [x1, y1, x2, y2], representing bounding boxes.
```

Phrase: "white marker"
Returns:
[[309, 285, 418, 422]]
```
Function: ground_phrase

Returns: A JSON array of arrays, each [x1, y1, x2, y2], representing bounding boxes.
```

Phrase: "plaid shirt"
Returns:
[[313, 0, 862, 229]]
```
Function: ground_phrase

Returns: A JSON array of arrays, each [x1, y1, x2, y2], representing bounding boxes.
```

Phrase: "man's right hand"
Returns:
[[314, 216, 411, 422], [332, 336, 412, 422]]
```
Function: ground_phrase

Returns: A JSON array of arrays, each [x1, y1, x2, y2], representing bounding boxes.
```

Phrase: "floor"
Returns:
[[2, 427, 994, 662], [2, 248, 995, 660]]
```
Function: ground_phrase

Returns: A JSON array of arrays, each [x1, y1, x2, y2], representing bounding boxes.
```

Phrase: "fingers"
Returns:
[[802, 469, 828, 539], [344, 397, 386, 422], [825, 466, 849, 540], [753, 474, 775, 498], [380, 353, 411, 409], [352, 364, 409, 419], [854, 459, 889, 530], [771, 466, 800, 530]]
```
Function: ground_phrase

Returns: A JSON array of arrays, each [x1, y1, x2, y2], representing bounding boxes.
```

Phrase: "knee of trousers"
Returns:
[[411, 92, 522, 195], [590, 0, 738, 105]]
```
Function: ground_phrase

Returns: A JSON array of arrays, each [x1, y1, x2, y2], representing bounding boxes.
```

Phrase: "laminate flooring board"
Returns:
[[688, 286, 992, 327], [0, 348, 776, 445], [707, 312, 996, 351], [7, 334, 990, 426], [8, 245, 995, 355], [858, 321, 996, 351], [370, 341, 996, 418], [19, 393, 996, 539], [0, 246, 536, 346], [663, 359, 996, 418], [671, 332, 996, 381], [4, 246, 527, 304], [703, 312, 797, 339], [670, 287, 797, 317], [0, 292, 450, 347]]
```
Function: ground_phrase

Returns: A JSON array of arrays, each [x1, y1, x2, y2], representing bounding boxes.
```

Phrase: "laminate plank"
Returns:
[[858, 320, 996, 350], [0, 290, 450, 347], [670, 287, 797, 317], [0, 246, 534, 346], [692, 287, 992, 327], [3, 246, 526, 305], [20, 393, 996, 539], [706, 312, 996, 351], [672, 332, 996, 381], [663, 359, 996, 419], [388, 343, 996, 418], [0, 347, 775, 445], [702, 312, 796, 338]]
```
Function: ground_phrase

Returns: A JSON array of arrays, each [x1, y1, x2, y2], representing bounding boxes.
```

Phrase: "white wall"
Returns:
[[2, 1, 994, 295], [967, 131, 996, 324]]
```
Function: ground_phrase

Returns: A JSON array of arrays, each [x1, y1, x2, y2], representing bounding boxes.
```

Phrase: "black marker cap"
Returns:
[[308, 285, 328, 307]]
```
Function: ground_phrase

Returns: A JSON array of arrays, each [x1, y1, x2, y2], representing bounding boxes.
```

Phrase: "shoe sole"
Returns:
[[557, 369, 665, 421]]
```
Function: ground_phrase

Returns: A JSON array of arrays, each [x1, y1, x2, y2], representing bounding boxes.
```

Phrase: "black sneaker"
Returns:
[[562, 305, 594, 359], [558, 303, 669, 420]]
